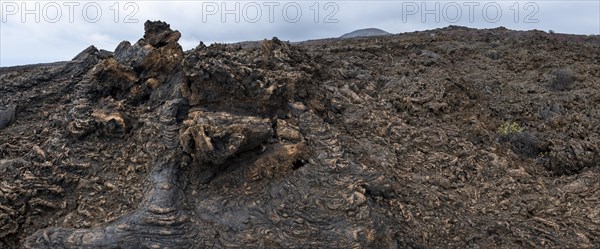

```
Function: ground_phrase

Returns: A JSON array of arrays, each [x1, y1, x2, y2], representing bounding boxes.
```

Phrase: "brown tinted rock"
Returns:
[[91, 110, 130, 137], [180, 111, 273, 164], [276, 119, 303, 142], [143, 20, 181, 48]]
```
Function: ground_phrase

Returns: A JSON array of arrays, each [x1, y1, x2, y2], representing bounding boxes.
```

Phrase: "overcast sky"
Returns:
[[1, 1, 599, 67]]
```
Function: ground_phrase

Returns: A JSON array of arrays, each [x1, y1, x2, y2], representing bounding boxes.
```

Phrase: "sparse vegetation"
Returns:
[[497, 121, 523, 137], [497, 121, 546, 158]]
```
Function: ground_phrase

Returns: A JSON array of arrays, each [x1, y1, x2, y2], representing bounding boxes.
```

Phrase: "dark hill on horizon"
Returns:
[[339, 28, 392, 39]]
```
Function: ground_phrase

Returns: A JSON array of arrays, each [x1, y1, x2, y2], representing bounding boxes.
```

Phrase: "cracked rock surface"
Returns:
[[1, 22, 600, 248]]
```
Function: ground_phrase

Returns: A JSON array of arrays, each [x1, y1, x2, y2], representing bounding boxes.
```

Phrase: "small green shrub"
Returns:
[[496, 121, 546, 158], [497, 121, 523, 136]]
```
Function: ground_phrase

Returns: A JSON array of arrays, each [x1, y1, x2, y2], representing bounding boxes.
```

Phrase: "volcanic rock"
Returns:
[[0, 105, 16, 129]]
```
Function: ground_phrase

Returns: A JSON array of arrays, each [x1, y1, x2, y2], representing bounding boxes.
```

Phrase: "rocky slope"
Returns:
[[1, 22, 600, 248]]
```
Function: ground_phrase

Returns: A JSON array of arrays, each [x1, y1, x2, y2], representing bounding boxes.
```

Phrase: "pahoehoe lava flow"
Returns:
[[1, 21, 600, 248]]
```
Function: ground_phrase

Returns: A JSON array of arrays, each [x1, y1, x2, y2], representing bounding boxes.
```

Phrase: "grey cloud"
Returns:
[[1, 1, 598, 66]]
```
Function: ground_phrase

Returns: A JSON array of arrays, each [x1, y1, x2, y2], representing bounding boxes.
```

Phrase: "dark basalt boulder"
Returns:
[[142, 20, 182, 48], [0, 105, 16, 129]]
